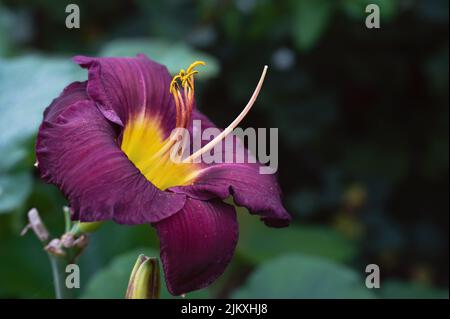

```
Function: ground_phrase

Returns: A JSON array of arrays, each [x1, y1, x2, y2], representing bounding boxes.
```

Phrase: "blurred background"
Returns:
[[0, 0, 448, 299]]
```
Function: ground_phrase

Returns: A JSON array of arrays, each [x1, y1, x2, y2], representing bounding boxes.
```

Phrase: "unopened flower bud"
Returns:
[[71, 221, 103, 235], [125, 254, 160, 299]]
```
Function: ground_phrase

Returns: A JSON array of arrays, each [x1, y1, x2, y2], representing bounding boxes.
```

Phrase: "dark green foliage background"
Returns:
[[0, 0, 448, 298]]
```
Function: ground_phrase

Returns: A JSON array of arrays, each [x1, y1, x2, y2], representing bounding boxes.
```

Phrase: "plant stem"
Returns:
[[48, 254, 74, 299], [23, 208, 88, 299], [63, 207, 72, 233]]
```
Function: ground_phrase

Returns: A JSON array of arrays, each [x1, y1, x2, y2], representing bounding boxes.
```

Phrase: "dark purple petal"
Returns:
[[173, 165, 290, 228], [172, 110, 291, 228], [43, 81, 88, 122], [154, 197, 238, 295], [73, 54, 177, 136], [36, 82, 186, 224]]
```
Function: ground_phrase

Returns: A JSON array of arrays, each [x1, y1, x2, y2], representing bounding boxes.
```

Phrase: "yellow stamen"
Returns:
[[169, 61, 206, 132], [186, 61, 206, 74], [181, 70, 198, 88], [169, 74, 182, 94], [170, 61, 205, 93]]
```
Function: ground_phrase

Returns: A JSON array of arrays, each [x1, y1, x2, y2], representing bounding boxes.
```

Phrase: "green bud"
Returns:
[[70, 221, 103, 235], [125, 254, 160, 299]]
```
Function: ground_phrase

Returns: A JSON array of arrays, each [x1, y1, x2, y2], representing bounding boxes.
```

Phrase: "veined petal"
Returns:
[[36, 82, 186, 224], [154, 197, 238, 295], [73, 55, 202, 190], [171, 110, 291, 228], [73, 54, 177, 136], [42, 81, 88, 122]]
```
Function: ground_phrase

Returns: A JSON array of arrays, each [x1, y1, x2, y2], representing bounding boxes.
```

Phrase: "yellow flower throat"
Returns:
[[120, 61, 268, 191], [120, 62, 205, 191]]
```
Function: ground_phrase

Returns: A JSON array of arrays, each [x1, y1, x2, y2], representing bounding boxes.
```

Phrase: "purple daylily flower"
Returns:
[[35, 54, 291, 295]]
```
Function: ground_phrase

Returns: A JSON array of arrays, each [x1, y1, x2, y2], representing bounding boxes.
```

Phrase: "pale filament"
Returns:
[[182, 65, 268, 163], [151, 62, 202, 160]]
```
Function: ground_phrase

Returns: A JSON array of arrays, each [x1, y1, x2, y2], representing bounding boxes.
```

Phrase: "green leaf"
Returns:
[[81, 223, 158, 265], [100, 38, 219, 78], [0, 55, 85, 175], [380, 280, 449, 299], [0, 172, 32, 213], [0, 144, 29, 172], [292, 0, 336, 51], [0, 11, 11, 56], [236, 207, 357, 264], [82, 247, 211, 299], [232, 254, 375, 298], [0, 231, 53, 298], [75, 223, 159, 285], [82, 248, 156, 299]]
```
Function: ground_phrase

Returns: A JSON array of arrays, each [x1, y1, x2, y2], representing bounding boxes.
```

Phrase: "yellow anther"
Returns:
[[181, 70, 199, 88], [186, 61, 206, 74], [170, 74, 182, 94], [170, 61, 206, 94]]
